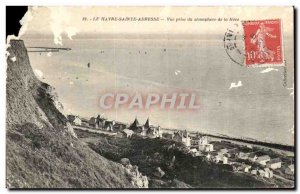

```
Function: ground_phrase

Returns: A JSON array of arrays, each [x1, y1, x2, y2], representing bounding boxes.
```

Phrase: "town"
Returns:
[[67, 114, 295, 186]]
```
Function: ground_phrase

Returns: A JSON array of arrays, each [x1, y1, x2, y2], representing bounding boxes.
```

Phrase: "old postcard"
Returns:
[[6, 6, 294, 189]]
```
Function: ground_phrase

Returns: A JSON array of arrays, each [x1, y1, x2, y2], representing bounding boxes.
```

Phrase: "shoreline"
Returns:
[[166, 128, 294, 152]]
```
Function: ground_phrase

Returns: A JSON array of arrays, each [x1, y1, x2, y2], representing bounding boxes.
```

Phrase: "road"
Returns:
[[72, 125, 117, 136], [273, 174, 294, 184]]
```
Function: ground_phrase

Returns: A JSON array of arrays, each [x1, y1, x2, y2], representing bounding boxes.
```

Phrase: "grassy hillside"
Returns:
[[75, 129, 277, 188], [6, 40, 142, 188]]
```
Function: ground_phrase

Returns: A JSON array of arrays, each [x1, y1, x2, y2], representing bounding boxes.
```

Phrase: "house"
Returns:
[[189, 148, 200, 156], [267, 158, 282, 169], [258, 170, 265, 177], [246, 144, 254, 149], [162, 132, 174, 140], [244, 165, 252, 173], [214, 154, 222, 163], [89, 117, 99, 128], [231, 163, 241, 172], [156, 126, 163, 138], [81, 118, 89, 127], [140, 118, 160, 138], [173, 130, 191, 147], [206, 153, 212, 160], [199, 144, 214, 152], [215, 154, 228, 164], [67, 115, 82, 126], [285, 164, 294, 175], [217, 149, 228, 157], [289, 164, 295, 174], [256, 155, 271, 166], [237, 152, 250, 160], [119, 129, 134, 138], [218, 148, 231, 158], [141, 126, 148, 137], [182, 130, 191, 147], [219, 148, 228, 154], [104, 120, 116, 131], [223, 156, 228, 164], [173, 131, 183, 142], [189, 148, 198, 153], [248, 153, 258, 162], [199, 145, 205, 151], [190, 134, 199, 145], [95, 115, 106, 128], [114, 122, 127, 131], [251, 169, 257, 175], [264, 168, 273, 178], [139, 122, 149, 137], [198, 136, 209, 145], [177, 131, 190, 145], [129, 117, 144, 133], [144, 118, 163, 138], [147, 127, 161, 138], [197, 135, 212, 152], [227, 148, 239, 158]]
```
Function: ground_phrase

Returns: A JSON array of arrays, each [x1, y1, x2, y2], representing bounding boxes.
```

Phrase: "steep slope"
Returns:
[[6, 40, 145, 188]]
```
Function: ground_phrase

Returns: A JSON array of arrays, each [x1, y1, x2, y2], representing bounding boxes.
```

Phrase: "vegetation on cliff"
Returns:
[[6, 40, 143, 188]]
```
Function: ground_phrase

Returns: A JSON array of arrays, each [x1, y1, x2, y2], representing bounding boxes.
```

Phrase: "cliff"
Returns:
[[6, 40, 146, 188]]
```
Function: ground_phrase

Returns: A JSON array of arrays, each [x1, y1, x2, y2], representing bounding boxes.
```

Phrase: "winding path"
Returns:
[[72, 125, 117, 136]]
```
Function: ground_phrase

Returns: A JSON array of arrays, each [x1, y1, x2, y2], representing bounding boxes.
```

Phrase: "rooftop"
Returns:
[[268, 158, 282, 164], [257, 155, 271, 161]]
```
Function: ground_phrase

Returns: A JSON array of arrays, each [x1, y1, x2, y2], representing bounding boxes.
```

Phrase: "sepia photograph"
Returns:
[[5, 5, 295, 189]]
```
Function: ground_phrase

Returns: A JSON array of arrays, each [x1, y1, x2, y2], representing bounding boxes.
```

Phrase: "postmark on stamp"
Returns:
[[242, 19, 283, 67], [223, 23, 245, 66]]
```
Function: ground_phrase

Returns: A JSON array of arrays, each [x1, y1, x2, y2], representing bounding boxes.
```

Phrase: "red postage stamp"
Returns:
[[243, 19, 283, 67]]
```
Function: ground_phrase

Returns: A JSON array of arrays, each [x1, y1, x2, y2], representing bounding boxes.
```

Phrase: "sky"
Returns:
[[19, 6, 294, 145]]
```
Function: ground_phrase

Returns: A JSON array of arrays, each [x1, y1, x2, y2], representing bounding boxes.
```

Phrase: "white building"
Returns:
[[199, 144, 214, 152], [285, 164, 294, 175], [73, 117, 82, 126], [182, 135, 191, 147], [246, 144, 253, 149], [198, 136, 208, 145], [223, 156, 228, 164], [104, 120, 116, 131], [206, 153, 212, 160], [244, 165, 252, 173], [264, 168, 273, 178], [173, 130, 191, 147], [258, 170, 265, 177], [157, 126, 163, 138], [121, 129, 134, 138], [198, 135, 213, 152], [189, 148, 200, 156], [238, 152, 250, 160], [140, 126, 147, 137], [267, 158, 282, 169], [251, 169, 257, 175], [248, 153, 258, 162], [67, 115, 82, 126], [219, 148, 228, 154], [215, 154, 228, 164], [256, 155, 271, 166]]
